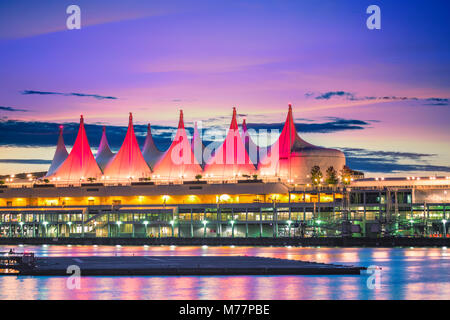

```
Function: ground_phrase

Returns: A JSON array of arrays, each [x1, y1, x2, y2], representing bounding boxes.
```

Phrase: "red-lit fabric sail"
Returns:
[[48, 116, 102, 181], [95, 126, 115, 171], [258, 104, 345, 181], [142, 123, 164, 169], [46, 125, 69, 177], [204, 108, 256, 178], [258, 104, 308, 178], [103, 113, 151, 180], [153, 110, 202, 180]]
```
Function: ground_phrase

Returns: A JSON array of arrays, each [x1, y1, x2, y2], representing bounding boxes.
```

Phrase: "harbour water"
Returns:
[[0, 245, 449, 300]]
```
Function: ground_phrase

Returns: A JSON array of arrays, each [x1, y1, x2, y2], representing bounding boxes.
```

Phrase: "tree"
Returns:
[[87, 177, 96, 183], [0, 180, 4, 185], [195, 174, 202, 181], [252, 174, 258, 180], [325, 166, 338, 185], [310, 166, 322, 186], [43, 179, 50, 184], [340, 165, 352, 185]]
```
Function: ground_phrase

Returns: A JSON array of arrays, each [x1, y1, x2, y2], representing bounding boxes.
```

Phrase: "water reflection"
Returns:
[[0, 245, 449, 300]]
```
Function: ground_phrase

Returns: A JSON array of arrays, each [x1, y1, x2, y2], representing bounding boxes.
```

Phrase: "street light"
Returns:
[[287, 220, 292, 238], [230, 220, 235, 238], [19, 222, 24, 237], [443, 219, 447, 238], [170, 220, 175, 237], [66, 221, 72, 236], [42, 221, 48, 237], [202, 220, 207, 238], [143, 221, 149, 238], [116, 221, 122, 237]]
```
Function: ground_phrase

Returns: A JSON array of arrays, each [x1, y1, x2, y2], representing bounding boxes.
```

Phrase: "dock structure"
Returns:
[[0, 252, 35, 272], [3, 255, 365, 276]]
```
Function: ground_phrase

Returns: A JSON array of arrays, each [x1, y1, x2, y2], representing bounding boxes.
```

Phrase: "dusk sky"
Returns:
[[0, 0, 449, 176]]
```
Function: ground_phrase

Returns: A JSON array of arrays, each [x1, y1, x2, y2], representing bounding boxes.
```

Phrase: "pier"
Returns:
[[1, 255, 365, 276]]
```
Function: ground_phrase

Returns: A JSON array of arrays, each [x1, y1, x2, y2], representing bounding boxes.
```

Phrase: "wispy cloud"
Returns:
[[246, 117, 372, 133], [0, 116, 373, 149], [306, 91, 448, 105], [341, 147, 436, 161], [424, 98, 449, 106], [0, 119, 174, 150], [0, 159, 51, 164], [313, 91, 356, 100], [21, 90, 118, 100], [0, 106, 28, 112], [341, 147, 450, 173]]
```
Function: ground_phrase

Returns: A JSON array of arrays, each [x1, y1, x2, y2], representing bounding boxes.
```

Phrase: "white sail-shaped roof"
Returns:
[[142, 123, 164, 169], [242, 118, 265, 165], [103, 113, 152, 180], [46, 125, 69, 177], [204, 108, 256, 178], [153, 110, 202, 180], [48, 115, 102, 181], [191, 121, 205, 167], [95, 126, 115, 171]]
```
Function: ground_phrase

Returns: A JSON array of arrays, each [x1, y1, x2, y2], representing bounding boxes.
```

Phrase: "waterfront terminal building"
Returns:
[[0, 106, 448, 239]]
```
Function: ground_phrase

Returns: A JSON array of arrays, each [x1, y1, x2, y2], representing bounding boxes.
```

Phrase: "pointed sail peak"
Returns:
[[96, 126, 114, 171], [99, 126, 111, 149], [46, 124, 69, 177], [285, 103, 297, 134], [287, 103, 294, 121], [142, 122, 164, 168], [242, 118, 248, 133], [230, 107, 238, 130], [178, 109, 185, 129]]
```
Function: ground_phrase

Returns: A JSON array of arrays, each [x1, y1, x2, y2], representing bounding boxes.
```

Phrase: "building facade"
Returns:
[[0, 179, 448, 239]]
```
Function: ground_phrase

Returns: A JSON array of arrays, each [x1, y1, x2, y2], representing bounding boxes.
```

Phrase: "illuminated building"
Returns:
[[0, 106, 449, 239]]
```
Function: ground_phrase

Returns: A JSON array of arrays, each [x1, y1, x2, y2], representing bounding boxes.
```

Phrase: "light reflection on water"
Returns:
[[0, 245, 449, 300]]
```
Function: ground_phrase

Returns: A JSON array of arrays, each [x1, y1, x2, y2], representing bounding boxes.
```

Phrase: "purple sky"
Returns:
[[0, 0, 449, 176]]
